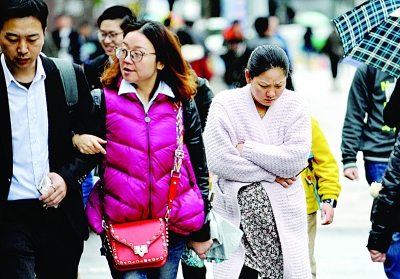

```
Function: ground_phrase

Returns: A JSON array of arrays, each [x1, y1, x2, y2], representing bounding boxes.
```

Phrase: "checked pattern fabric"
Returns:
[[333, 0, 400, 77]]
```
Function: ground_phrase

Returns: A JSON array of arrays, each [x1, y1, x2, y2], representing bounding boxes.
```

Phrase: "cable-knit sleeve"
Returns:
[[204, 97, 276, 183], [241, 96, 311, 178]]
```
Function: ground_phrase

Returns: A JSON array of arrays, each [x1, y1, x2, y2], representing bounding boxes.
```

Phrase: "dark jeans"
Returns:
[[364, 161, 388, 185], [385, 232, 400, 278], [0, 199, 83, 279]]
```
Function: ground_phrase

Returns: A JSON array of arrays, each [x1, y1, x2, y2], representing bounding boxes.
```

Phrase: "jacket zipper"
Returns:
[[145, 111, 152, 219]]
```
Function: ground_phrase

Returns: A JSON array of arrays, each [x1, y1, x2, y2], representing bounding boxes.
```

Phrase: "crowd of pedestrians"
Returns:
[[3, 0, 400, 279]]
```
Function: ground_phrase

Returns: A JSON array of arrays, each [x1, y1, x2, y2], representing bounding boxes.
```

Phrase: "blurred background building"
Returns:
[[46, 0, 364, 32], [44, 0, 366, 87]]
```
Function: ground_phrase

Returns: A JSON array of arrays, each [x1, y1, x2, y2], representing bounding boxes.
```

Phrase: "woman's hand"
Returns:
[[236, 143, 244, 155], [275, 176, 296, 188], [188, 239, 213, 259], [72, 134, 107, 155]]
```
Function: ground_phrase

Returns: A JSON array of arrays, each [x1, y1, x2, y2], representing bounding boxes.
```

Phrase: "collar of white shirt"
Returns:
[[1, 54, 46, 87], [118, 79, 175, 112]]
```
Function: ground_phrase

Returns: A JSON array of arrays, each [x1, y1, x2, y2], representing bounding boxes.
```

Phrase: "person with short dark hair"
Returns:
[[83, 5, 135, 90], [0, 0, 103, 278]]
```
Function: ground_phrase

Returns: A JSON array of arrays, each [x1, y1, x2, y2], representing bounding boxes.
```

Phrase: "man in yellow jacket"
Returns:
[[302, 117, 342, 279]]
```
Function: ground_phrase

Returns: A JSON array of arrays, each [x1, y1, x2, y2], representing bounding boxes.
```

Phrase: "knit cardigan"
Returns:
[[203, 84, 312, 279]]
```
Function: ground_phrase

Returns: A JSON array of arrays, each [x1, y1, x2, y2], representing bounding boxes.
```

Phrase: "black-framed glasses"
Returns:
[[114, 47, 156, 62], [97, 31, 123, 41]]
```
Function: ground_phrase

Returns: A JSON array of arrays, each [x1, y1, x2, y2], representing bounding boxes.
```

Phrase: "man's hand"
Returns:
[[72, 134, 107, 155], [39, 173, 67, 208], [188, 239, 213, 259], [369, 249, 386, 262], [275, 176, 296, 188], [321, 203, 334, 225], [344, 167, 359, 181]]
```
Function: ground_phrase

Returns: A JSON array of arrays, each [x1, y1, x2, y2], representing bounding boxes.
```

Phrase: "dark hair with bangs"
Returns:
[[0, 0, 48, 31], [101, 18, 197, 100]]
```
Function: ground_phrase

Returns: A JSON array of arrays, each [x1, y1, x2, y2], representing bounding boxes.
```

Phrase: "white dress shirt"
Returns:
[[1, 54, 49, 200]]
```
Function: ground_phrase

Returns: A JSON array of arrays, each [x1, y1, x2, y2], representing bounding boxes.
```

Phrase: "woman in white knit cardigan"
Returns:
[[203, 45, 312, 279]]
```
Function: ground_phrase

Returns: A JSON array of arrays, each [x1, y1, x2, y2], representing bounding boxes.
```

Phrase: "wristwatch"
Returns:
[[322, 199, 337, 208]]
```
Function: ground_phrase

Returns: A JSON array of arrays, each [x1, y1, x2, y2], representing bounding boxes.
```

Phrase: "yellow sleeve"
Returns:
[[310, 116, 341, 201]]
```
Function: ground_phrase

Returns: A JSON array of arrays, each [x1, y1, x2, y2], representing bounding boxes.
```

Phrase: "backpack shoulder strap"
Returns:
[[50, 57, 78, 106]]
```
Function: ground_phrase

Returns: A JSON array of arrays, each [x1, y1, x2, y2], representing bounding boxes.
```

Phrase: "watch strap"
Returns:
[[322, 199, 337, 208]]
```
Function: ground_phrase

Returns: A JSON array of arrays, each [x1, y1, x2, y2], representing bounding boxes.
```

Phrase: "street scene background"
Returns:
[[40, 0, 388, 278], [78, 25, 387, 279]]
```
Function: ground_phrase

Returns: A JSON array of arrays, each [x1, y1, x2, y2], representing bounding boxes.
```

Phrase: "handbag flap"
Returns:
[[108, 218, 166, 256]]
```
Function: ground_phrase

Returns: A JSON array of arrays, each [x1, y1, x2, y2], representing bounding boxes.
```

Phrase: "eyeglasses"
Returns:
[[114, 47, 156, 62], [97, 31, 123, 41]]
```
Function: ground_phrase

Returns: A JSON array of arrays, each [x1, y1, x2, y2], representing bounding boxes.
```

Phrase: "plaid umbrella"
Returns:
[[333, 0, 400, 77]]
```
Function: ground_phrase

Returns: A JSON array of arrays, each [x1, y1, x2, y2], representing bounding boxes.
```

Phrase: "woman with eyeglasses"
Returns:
[[78, 18, 212, 279]]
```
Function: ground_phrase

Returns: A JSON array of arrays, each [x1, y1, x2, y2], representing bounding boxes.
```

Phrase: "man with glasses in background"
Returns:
[[83, 5, 135, 90], [78, 5, 135, 210]]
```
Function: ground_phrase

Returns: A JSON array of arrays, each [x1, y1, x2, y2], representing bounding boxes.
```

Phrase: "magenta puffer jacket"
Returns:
[[86, 86, 205, 235]]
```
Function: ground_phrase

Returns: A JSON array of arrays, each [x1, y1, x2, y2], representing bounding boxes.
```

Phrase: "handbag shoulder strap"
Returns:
[[166, 101, 184, 221]]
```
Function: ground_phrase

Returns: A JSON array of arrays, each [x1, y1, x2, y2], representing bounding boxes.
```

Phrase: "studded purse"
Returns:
[[105, 218, 169, 270], [102, 101, 184, 271]]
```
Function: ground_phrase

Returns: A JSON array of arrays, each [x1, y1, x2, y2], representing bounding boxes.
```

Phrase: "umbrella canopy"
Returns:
[[333, 0, 400, 77], [294, 11, 331, 27]]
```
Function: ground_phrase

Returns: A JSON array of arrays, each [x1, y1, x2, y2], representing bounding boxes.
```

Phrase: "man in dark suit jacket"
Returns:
[[0, 1, 103, 278]]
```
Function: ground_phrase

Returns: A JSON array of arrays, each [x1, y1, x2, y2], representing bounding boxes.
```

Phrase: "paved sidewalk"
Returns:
[[294, 61, 386, 279]]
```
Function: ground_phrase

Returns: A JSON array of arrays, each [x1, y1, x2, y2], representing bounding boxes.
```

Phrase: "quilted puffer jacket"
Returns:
[[86, 83, 210, 241], [368, 135, 400, 253]]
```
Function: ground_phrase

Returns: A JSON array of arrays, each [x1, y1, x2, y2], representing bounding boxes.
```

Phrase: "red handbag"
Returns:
[[102, 101, 184, 271], [105, 218, 168, 270]]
